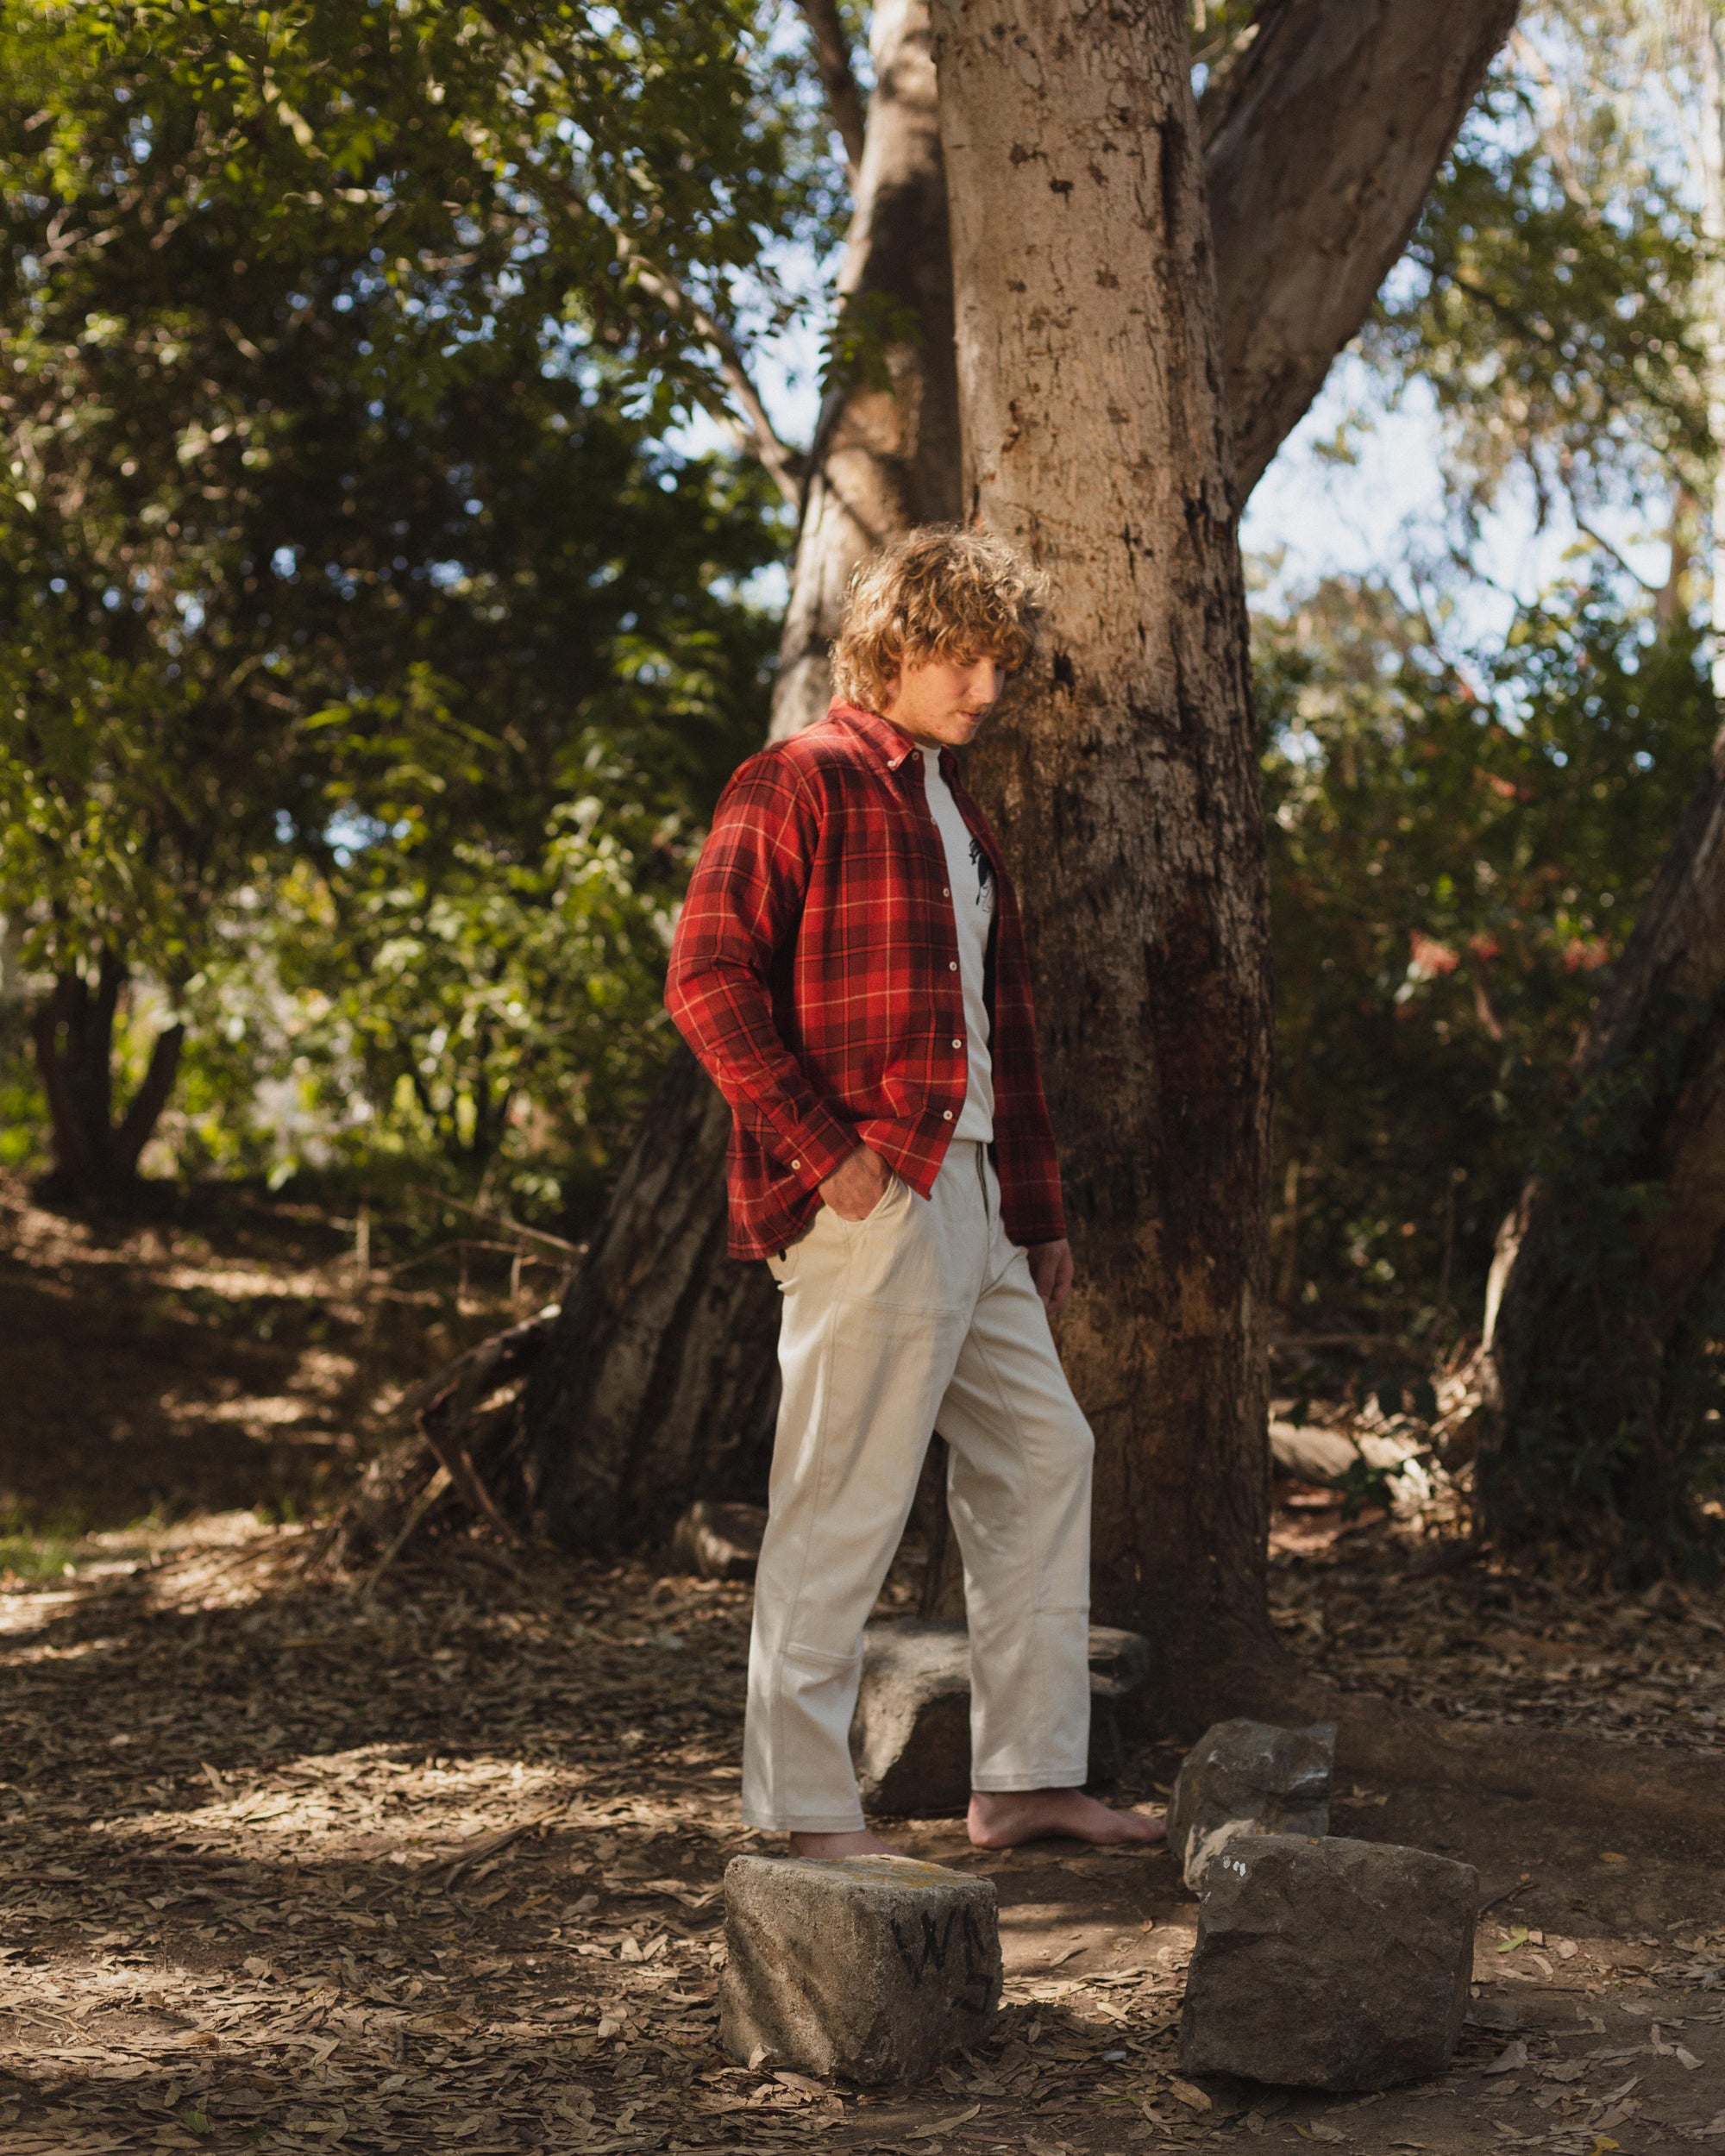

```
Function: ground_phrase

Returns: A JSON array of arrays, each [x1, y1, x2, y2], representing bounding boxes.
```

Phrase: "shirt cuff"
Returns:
[[780, 1105, 857, 1191]]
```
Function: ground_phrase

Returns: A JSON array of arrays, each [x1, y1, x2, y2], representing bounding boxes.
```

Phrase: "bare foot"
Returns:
[[787, 1828, 902, 1858], [967, 1788, 1166, 1850]]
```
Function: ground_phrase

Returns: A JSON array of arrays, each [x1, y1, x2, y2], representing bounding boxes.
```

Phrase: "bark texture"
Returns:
[[1201, 0, 1518, 495], [933, 0, 1273, 1669], [1477, 730, 1725, 1565], [521, 1045, 782, 1545], [31, 955, 185, 1201], [770, 0, 962, 743], [520, 0, 1519, 1573]]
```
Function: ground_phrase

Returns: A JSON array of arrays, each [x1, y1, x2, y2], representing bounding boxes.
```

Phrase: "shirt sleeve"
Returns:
[[665, 752, 857, 1192]]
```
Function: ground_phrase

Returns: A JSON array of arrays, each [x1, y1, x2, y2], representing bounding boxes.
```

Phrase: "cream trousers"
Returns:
[[743, 1142, 1095, 1832]]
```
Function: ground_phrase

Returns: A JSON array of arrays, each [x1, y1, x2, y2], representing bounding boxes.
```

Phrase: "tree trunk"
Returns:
[[1476, 724, 1725, 1572], [522, 0, 1518, 1570], [1474, 15, 1718, 1576], [932, 0, 1272, 1691], [770, 0, 962, 743], [521, 0, 963, 1543], [522, 1044, 782, 1544], [30, 954, 185, 1202]]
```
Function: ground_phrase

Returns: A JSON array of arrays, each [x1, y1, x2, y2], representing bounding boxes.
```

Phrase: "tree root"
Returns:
[[320, 1308, 555, 1574], [1157, 1629, 1725, 1845]]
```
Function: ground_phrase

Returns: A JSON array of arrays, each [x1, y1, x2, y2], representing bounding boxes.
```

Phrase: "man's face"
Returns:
[[879, 654, 1007, 748]]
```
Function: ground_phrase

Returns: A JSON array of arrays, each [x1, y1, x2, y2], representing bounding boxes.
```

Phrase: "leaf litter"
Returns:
[[0, 1507, 1722, 2147]]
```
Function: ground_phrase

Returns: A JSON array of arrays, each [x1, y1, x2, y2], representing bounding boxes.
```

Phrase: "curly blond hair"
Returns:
[[829, 525, 1044, 712]]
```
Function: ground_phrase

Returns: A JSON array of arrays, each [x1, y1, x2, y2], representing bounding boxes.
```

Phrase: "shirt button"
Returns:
[[942, 885, 950, 896], [791, 1158, 800, 1169], [948, 960, 958, 971], [951, 1038, 963, 1049], [943, 1110, 954, 1120]]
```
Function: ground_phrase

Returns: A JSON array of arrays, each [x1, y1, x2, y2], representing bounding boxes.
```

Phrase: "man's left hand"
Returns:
[[1027, 1238, 1073, 1315]]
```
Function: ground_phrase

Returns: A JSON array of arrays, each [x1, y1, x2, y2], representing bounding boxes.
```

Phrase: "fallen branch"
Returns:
[[323, 1307, 561, 1575], [358, 1465, 452, 1600]]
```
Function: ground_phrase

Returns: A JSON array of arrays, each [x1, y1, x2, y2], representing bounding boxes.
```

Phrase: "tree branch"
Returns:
[[115, 1020, 186, 1175], [797, 0, 868, 185], [612, 236, 805, 512], [1205, 0, 1521, 499], [1574, 513, 1660, 594]]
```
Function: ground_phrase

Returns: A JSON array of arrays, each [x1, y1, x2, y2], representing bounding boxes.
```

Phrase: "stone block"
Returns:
[[1179, 1833, 1478, 2090], [719, 1852, 1000, 2084], [669, 1500, 767, 1582], [1270, 1420, 1360, 1483], [1168, 1717, 1335, 1887], [850, 1620, 1149, 1815]]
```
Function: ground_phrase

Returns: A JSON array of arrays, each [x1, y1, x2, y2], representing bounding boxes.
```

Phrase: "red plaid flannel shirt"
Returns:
[[666, 699, 1065, 1261]]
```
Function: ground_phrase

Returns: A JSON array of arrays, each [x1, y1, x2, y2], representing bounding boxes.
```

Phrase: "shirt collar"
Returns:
[[825, 699, 955, 779]]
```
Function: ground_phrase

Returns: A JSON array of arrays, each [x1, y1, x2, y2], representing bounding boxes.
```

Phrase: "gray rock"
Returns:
[[719, 1852, 1000, 2084], [1179, 1833, 1478, 2090], [669, 1500, 767, 1582], [850, 1620, 1149, 1815], [1270, 1420, 1360, 1483], [1168, 1717, 1336, 1888]]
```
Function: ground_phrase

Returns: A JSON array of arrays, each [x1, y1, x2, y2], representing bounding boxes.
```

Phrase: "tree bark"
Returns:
[[522, 0, 1520, 1570], [522, 1044, 782, 1544], [932, 0, 1272, 1682], [770, 0, 962, 742], [30, 953, 185, 1200], [796, 0, 869, 185], [1201, 0, 1518, 496], [1476, 727, 1725, 1568]]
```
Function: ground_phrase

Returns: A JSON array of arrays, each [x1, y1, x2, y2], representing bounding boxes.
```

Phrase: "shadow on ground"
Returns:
[[0, 1527, 1722, 2153]]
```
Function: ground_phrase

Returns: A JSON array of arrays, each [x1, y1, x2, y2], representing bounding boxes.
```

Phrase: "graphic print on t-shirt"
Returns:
[[968, 834, 994, 913]]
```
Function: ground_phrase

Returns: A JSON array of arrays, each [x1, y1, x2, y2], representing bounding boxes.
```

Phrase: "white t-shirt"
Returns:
[[921, 747, 995, 1143]]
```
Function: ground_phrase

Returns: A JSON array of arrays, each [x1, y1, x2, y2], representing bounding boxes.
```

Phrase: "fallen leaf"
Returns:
[[1169, 2078, 1213, 2113], [1483, 2040, 1528, 2075], [1598, 1852, 1629, 1865], [1676, 2046, 1703, 2071], [1496, 1929, 1531, 1955], [1296, 2126, 1347, 2145], [906, 2106, 981, 2139]]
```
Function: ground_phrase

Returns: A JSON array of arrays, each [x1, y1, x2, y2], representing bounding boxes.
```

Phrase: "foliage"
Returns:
[[1362, 17, 1706, 540], [173, 624, 767, 1222], [1262, 573, 1715, 1336], [0, 0, 802, 1182]]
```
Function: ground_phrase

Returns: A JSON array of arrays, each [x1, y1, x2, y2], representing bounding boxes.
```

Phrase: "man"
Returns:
[[667, 526, 1160, 1857]]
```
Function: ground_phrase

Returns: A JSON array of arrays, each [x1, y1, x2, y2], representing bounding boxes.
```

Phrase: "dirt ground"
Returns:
[[0, 1521, 1722, 2155], [3, 1178, 1724, 2154], [0, 1175, 552, 1539]]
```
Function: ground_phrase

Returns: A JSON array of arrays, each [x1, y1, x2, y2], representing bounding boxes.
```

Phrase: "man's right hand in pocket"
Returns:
[[819, 1144, 891, 1220]]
